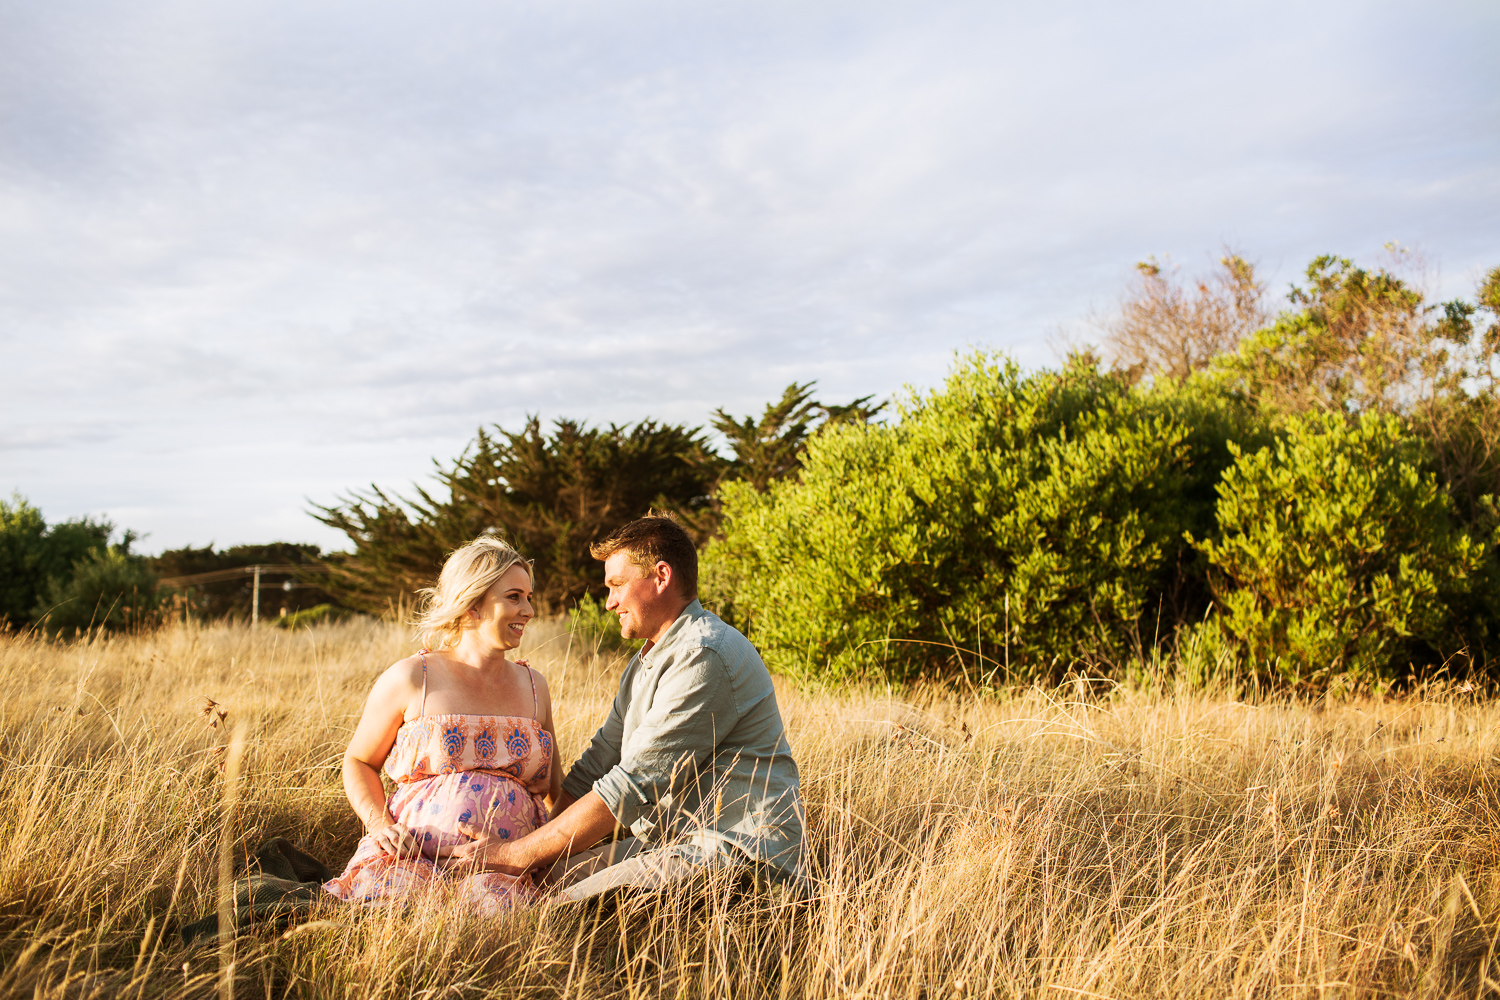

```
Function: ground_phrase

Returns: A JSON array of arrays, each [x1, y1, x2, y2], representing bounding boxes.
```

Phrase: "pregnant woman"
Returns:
[[323, 536, 562, 914]]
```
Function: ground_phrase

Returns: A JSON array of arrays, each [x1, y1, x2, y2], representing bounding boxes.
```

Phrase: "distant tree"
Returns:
[[38, 545, 160, 634], [1210, 254, 1468, 413], [0, 495, 50, 625], [712, 382, 885, 492], [149, 542, 332, 621], [314, 417, 724, 615], [1410, 267, 1500, 524], [0, 493, 116, 628], [313, 486, 466, 619], [1102, 254, 1269, 383], [1208, 259, 1500, 519], [1197, 257, 1500, 671], [444, 418, 724, 607]]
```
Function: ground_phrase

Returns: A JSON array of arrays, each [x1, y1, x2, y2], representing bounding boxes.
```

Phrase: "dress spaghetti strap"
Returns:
[[527, 665, 539, 719], [419, 649, 429, 717]]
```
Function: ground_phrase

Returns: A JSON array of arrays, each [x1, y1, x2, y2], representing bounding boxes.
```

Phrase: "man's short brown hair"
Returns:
[[590, 514, 698, 598]]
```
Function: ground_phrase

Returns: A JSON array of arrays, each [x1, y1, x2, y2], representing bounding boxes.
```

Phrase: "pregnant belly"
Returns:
[[388, 771, 545, 859]]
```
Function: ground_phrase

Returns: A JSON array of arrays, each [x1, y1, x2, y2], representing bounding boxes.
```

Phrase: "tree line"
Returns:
[[309, 385, 883, 615], [0, 502, 343, 632], [8, 248, 1497, 695], [0, 384, 877, 633]]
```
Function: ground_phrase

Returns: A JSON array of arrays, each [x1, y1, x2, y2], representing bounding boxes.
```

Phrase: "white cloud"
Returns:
[[2, 0, 1497, 551]]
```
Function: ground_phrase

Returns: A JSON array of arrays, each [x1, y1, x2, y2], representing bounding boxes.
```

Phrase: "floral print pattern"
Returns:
[[323, 714, 554, 914]]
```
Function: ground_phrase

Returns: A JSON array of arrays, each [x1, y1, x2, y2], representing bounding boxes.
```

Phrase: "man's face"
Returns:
[[602, 551, 673, 641]]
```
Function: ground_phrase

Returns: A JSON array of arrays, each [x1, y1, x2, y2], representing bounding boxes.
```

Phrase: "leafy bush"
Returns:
[[703, 352, 1239, 684], [0, 494, 118, 629], [36, 547, 160, 634], [1192, 411, 1484, 690], [272, 603, 354, 629]]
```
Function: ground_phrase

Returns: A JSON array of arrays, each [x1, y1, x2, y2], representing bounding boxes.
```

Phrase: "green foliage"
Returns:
[[1208, 255, 1495, 420], [149, 542, 332, 621], [0, 495, 48, 625], [35, 546, 159, 634], [704, 351, 1236, 684], [269, 251, 1490, 695], [0, 493, 116, 629], [313, 417, 724, 615], [1192, 411, 1484, 690], [271, 603, 353, 629], [711, 382, 884, 493]]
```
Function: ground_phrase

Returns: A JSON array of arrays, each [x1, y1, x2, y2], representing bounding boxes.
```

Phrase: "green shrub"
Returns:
[[272, 603, 354, 629], [1192, 411, 1484, 690], [703, 351, 1236, 685], [35, 547, 160, 634], [0, 494, 114, 628]]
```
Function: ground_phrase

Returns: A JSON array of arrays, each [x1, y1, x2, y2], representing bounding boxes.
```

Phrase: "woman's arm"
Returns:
[[533, 668, 565, 811], [342, 658, 421, 858]]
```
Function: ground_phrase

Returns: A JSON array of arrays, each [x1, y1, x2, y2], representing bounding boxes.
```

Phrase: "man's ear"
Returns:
[[654, 560, 674, 595]]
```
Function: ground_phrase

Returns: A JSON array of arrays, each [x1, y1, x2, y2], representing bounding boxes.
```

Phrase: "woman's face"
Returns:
[[470, 564, 534, 650]]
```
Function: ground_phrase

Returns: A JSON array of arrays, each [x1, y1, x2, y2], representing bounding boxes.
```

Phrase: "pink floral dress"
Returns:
[[324, 659, 555, 916]]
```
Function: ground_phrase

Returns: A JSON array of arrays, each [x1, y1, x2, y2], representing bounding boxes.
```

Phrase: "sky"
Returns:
[[3, 0, 1497, 554]]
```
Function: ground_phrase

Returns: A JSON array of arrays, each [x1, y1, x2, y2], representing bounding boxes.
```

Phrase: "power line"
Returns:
[[156, 564, 306, 588], [157, 564, 313, 627]]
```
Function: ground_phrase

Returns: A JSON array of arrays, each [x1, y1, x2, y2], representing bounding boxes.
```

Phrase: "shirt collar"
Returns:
[[640, 599, 705, 661]]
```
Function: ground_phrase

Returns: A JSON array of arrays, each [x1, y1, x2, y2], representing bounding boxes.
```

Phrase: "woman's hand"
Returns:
[[368, 819, 422, 860], [436, 822, 530, 876]]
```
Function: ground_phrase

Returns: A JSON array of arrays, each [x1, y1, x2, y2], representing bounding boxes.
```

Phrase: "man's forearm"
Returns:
[[548, 788, 578, 820], [516, 791, 621, 870]]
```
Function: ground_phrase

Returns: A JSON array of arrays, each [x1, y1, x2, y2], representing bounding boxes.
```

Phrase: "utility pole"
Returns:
[[251, 565, 262, 627], [156, 564, 305, 627]]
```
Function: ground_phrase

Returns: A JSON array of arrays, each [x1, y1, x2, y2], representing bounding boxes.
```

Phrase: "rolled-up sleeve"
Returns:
[[590, 649, 735, 831], [561, 685, 628, 802]]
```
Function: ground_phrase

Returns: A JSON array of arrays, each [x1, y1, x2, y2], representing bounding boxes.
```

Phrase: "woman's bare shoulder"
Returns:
[[518, 660, 555, 719], [515, 658, 550, 686], [368, 653, 426, 701]]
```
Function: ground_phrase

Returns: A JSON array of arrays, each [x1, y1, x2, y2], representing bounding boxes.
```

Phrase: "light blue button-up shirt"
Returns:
[[562, 600, 805, 880]]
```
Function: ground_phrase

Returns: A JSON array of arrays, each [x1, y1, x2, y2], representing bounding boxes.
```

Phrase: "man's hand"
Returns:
[[368, 820, 422, 860], [438, 792, 622, 878], [436, 823, 532, 876]]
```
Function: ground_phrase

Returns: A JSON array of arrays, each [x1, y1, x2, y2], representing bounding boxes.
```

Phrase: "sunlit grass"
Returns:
[[2, 618, 1498, 998]]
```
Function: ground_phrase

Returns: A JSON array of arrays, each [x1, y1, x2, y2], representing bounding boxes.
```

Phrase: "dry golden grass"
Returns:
[[2, 618, 1500, 999]]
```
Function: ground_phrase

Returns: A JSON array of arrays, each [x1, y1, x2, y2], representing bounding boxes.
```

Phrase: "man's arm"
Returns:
[[558, 666, 632, 802], [585, 648, 734, 833], [439, 790, 620, 875], [548, 788, 577, 819]]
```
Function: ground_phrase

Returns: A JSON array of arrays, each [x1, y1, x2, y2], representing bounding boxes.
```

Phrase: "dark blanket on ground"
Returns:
[[179, 837, 338, 945]]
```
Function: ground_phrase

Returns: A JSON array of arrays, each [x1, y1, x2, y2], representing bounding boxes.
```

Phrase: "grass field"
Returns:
[[2, 618, 1499, 999]]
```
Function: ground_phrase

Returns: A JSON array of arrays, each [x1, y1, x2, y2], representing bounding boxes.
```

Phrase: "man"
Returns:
[[442, 514, 805, 898]]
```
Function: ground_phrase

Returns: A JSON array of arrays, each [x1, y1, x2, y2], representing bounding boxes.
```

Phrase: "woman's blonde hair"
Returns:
[[412, 536, 532, 650]]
